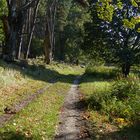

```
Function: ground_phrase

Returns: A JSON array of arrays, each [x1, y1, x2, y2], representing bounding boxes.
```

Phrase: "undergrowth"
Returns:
[[80, 65, 140, 139]]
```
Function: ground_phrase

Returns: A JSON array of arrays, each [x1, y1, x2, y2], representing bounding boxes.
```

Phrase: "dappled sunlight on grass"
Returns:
[[80, 75, 111, 96]]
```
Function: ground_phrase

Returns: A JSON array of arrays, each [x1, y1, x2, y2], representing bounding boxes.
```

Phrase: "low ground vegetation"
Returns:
[[80, 65, 140, 139], [0, 58, 84, 139]]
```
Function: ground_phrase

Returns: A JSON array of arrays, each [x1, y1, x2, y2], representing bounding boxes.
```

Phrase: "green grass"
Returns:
[[80, 65, 140, 140], [0, 59, 84, 115], [0, 82, 71, 140], [0, 58, 84, 139], [85, 65, 119, 80]]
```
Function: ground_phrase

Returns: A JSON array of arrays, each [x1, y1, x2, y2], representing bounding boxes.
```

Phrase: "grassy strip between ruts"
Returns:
[[0, 81, 71, 140], [80, 66, 140, 140]]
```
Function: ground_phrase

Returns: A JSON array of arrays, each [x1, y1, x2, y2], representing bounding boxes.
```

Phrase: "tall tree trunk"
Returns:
[[18, 23, 25, 59], [44, 21, 51, 64], [122, 63, 131, 77], [1, 0, 39, 61], [44, 0, 58, 64], [59, 31, 65, 60], [26, 0, 40, 59]]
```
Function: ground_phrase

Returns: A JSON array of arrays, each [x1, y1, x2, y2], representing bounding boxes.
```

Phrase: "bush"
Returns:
[[86, 75, 140, 123], [86, 88, 112, 110], [112, 76, 140, 100]]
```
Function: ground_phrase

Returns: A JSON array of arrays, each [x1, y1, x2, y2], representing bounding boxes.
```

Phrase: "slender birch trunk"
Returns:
[[26, 0, 40, 59]]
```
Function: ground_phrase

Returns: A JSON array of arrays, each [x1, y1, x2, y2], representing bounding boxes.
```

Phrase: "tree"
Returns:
[[55, 0, 89, 62], [64, 3, 90, 63], [54, 0, 73, 60], [84, 0, 140, 76], [44, 0, 58, 64], [25, 0, 40, 59], [0, 0, 40, 61]]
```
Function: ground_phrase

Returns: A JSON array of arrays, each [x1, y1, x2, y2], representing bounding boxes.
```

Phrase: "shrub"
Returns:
[[86, 75, 140, 123], [112, 76, 140, 100], [85, 83, 112, 110]]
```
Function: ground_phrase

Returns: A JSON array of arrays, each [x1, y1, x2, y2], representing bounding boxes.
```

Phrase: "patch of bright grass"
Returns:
[[0, 82, 70, 140]]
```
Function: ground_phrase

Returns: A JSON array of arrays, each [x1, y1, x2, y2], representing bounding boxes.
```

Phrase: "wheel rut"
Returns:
[[0, 80, 56, 127]]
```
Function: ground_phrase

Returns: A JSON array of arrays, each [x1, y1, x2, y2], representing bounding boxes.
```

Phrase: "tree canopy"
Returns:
[[0, 0, 139, 76]]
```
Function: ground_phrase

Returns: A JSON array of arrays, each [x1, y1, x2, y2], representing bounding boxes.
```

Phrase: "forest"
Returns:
[[0, 0, 140, 139]]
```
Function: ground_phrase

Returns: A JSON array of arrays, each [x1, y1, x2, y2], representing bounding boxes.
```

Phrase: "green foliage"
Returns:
[[112, 76, 140, 100], [0, 0, 8, 43], [55, 2, 90, 61], [123, 19, 135, 29], [131, 0, 139, 7], [123, 17, 140, 30], [64, 5, 90, 62], [83, 0, 140, 75], [96, 0, 114, 22], [85, 65, 118, 79], [81, 64, 140, 125], [0, 0, 7, 16], [85, 73, 140, 122], [56, 0, 73, 31], [0, 20, 4, 43], [111, 76, 140, 121], [117, 0, 123, 9], [85, 85, 112, 110]]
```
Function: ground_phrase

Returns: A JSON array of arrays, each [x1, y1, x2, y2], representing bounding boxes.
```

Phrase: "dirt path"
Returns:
[[54, 76, 90, 140]]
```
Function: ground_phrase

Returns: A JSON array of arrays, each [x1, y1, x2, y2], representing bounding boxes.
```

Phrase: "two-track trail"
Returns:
[[0, 75, 90, 140], [0, 80, 56, 128], [55, 76, 90, 140]]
